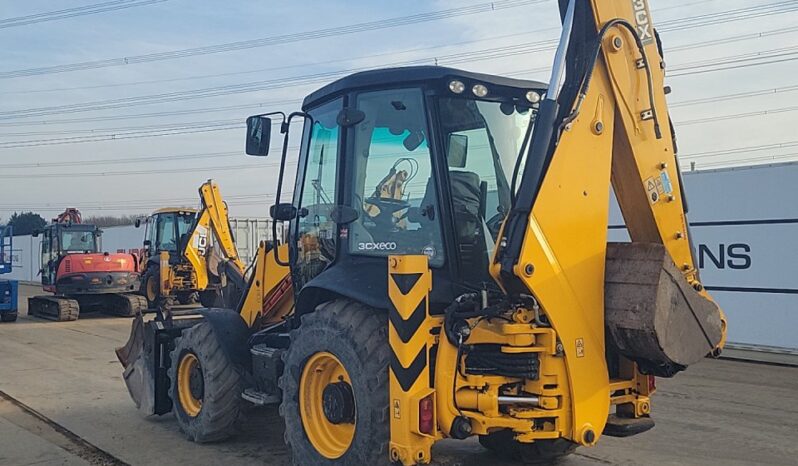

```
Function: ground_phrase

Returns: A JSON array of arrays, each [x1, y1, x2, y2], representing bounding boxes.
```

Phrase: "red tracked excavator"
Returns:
[[29, 209, 146, 321]]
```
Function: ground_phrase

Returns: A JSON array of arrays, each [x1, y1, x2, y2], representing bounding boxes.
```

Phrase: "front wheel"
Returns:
[[279, 300, 390, 465], [168, 321, 243, 443], [479, 430, 577, 464]]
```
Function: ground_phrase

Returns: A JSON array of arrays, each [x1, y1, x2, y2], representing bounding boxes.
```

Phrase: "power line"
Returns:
[[0, 49, 793, 148], [0, 0, 168, 29], [0, 0, 724, 97], [9, 139, 798, 210], [3, 24, 796, 124], [675, 105, 798, 126], [670, 85, 798, 108], [679, 140, 798, 160], [0, 0, 545, 79]]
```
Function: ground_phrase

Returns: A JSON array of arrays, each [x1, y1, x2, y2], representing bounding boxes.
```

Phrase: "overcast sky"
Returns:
[[1, 0, 796, 221]]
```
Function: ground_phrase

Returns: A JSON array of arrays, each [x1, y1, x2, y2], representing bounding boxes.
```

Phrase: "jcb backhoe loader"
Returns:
[[134, 180, 247, 312], [117, 1, 726, 464]]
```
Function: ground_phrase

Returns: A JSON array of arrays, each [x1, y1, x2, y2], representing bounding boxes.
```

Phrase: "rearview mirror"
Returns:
[[246, 116, 271, 156], [270, 203, 299, 221], [134, 218, 141, 228], [447, 133, 468, 168]]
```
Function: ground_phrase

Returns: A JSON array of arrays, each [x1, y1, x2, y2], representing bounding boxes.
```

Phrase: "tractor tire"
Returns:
[[279, 300, 390, 466], [478, 430, 577, 464], [1, 311, 17, 322], [168, 321, 244, 443], [141, 268, 160, 309], [198, 289, 223, 308]]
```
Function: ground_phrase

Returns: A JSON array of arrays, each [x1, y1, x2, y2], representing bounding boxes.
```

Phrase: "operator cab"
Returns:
[[36, 223, 101, 287], [138, 208, 197, 264], [247, 66, 545, 311]]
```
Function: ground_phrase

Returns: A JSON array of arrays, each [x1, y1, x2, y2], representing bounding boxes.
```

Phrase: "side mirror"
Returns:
[[32, 229, 41, 237], [134, 219, 141, 228], [143, 240, 151, 248], [246, 116, 271, 156], [270, 203, 302, 221]]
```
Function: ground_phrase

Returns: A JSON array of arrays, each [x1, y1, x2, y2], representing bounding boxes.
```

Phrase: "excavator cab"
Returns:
[[38, 223, 100, 286], [138, 208, 197, 265], [247, 67, 546, 299]]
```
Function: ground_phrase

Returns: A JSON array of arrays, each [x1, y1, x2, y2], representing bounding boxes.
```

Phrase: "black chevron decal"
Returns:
[[389, 297, 426, 344], [391, 272, 422, 295], [390, 346, 426, 392]]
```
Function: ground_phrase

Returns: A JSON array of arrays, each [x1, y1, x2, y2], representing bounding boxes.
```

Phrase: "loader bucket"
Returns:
[[115, 313, 157, 415], [604, 243, 724, 377]]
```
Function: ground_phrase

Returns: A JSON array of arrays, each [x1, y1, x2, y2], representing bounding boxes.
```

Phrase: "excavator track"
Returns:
[[102, 294, 147, 317], [28, 296, 79, 322]]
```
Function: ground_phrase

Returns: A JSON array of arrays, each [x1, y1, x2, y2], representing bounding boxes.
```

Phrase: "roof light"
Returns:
[[526, 90, 541, 103], [472, 84, 488, 98], [448, 80, 465, 94]]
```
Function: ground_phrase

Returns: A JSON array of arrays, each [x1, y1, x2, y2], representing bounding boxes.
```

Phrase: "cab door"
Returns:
[[289, 98, 343, 290], [40, 228, 57, 286]]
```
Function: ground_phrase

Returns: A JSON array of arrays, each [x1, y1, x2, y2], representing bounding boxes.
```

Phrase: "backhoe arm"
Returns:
[[491, 0, 726, 445], [184, 180, 246, 290]]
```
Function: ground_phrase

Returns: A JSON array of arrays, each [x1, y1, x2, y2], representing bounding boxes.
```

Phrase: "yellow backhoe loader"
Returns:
[[134, 181, 246, 311], [118, 1, 726, 464]]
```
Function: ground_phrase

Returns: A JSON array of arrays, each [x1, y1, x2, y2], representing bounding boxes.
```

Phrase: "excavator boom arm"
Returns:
[[490, 0, 726, 444], [184, 180, 246, 290]]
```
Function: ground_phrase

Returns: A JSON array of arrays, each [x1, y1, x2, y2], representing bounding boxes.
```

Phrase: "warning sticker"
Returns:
[[645, 177, 660, 204], [576, 338, 585, 358], [393, 399, 401, 419], [660, 170, 673, 195]]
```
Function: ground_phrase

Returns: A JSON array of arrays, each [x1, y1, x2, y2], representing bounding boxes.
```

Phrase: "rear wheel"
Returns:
[[279, 300, 390, 465], [479, 430, 577, 464], [1, 311, 17, 322], [168, 321, 243, 442], [141, 268, 160, 309]]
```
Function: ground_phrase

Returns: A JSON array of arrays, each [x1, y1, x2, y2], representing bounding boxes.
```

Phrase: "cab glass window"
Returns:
[[349, 88, 444, 266]]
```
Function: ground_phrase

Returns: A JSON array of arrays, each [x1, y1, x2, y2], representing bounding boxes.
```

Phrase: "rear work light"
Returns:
[[419, 395, 434, 435], [648, 375, 656, 392]]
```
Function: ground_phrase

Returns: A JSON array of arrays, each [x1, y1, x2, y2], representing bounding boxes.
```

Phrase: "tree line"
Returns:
[[2, 212, 142, 235]]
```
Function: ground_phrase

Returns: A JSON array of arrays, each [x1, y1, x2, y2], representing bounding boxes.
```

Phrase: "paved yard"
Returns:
[[1, 284, 796, 465]]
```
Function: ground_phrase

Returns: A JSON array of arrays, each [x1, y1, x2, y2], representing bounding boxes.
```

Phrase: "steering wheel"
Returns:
[[364, 197, 411, 230], [365, 197, 411, 214]]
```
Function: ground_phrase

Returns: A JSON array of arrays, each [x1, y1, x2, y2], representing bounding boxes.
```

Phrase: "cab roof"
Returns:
[[152, 207, 197, 215], [302, 65, 548, 110]]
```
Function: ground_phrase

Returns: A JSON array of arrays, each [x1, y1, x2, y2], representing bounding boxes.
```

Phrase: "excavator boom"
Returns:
[[490, 0, 726, 444], [184, 180, 246, 290]]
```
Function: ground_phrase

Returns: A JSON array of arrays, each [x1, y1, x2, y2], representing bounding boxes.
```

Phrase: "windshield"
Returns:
[[438, 96, 536, 284], [61, 228, 98, 253]]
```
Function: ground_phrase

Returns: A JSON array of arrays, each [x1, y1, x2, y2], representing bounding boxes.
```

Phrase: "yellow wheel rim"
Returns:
[[299, 352, 356, 459], [177, 352, 203, 417], [146, 275, 158, 302]]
